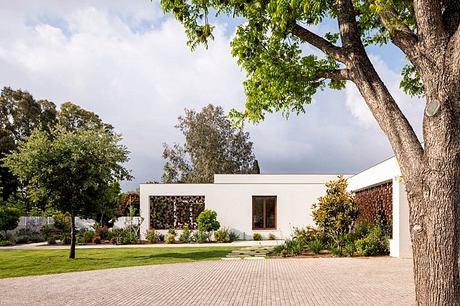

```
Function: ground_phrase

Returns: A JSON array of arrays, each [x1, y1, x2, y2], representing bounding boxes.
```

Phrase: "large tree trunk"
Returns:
[[69, 210, 76, 259]]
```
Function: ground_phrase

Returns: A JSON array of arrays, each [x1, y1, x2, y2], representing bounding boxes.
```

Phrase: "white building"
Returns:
[[140, 156, 412, 258], [140, 174, 346, 241]]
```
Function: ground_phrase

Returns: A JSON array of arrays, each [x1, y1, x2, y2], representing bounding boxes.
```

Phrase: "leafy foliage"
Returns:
[[196, 209, 220, 233], [162, 104, 256, 183], [312, 176, 358, 249], [0, 202, 21, 240], [3, 126, 131, 257]]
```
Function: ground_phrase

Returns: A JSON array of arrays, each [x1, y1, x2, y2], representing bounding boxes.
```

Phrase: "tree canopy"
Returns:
[[162, 104, 257, 183]]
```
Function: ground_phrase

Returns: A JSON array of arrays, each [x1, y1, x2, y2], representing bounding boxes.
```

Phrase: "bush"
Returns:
[[157, 233, 165, 242], [61, 232, 71, 245], [344, 243, 355, 257], [178, 225, 192, 243], [165, 232, 175, 244], [228, 231, 239, 242], [192, 230, 209, 243], [197, 209, 220, 233], [268, 233, 276, 240], [214, 228, 230, 243], [52, 211, 72, 233], [47, 235, 57, 245], [15, 228, 42, 244], [0, 203, 21, 240], [294, 226, 320, 244], [78, 229, 95, 244], [146, 229, 160, 243], [92, 236, 102, 244], [253, 232, 262, 241], [0, 240, 13, 246], [329, 245, 343, 257], [355, 226, 389, 256], [94, 225, 110, 240], [167, 228, 177, 237], [307, 239, 323, 254], [40, 225, 53, 241], [312, 176, 358, 249], [111, 226, 140, 245], [283, 239, 304, 256]]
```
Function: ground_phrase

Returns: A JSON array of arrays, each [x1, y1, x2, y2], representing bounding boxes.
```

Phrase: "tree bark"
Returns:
[[69, 209, 76, 259]]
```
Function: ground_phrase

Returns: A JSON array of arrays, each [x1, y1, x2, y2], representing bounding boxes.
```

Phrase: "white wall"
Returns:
[[140, 175, 343, 240]]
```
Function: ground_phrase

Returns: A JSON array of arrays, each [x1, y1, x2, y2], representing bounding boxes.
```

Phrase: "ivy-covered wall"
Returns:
[[150, 196, 205, 229]]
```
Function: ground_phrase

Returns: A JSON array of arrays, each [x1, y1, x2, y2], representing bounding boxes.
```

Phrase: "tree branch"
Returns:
[[317, 69, 351, 81], [370, 1, 421, 66], [291, 24, 346, 63], [442, 0, 460, 36], [336, 0, 362, 49]]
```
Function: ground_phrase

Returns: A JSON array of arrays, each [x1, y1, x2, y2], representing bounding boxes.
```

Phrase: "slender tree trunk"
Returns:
[[69, 209, 76, 259]]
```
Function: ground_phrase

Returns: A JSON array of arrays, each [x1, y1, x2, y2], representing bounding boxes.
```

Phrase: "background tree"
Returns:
[[162, 104, 256, 183], [162, 1, 460, 303], [3, 126, 131, 259], [0, 87, 119, 215], [0, 186, 21, 241], [251, 160, 261, 174], [312, 176, 358, 249], [0, 87, 57, 201]]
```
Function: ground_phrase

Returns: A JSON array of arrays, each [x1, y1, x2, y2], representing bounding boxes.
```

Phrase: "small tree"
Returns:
[[197, 209, 220, 240], [312, 176, 358, 249], [3, 126, 131, 258]]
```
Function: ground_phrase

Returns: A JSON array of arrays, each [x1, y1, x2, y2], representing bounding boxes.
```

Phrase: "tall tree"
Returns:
[[3, 126, 131, 258], [0, 87, 57, 200], [161, 1, 460, 304], [162, 104, 255, 183]]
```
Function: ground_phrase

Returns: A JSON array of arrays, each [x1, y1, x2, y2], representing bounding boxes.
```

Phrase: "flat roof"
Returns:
[[213, 174, 352, 184]]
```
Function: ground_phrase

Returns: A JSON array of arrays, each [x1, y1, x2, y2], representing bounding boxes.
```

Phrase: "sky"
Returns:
[[0, 1, 424, 191]]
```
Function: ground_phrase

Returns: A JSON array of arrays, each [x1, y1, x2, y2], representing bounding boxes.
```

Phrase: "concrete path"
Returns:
[[2, 240, 283, 250], [0, 257, 414, 305]]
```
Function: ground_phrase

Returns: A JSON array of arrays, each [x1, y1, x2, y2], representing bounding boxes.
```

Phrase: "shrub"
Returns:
[[167, 228, 177, 237], [157, 233, 165, 242], [228, 231, 239, 242], [192, 230, 209, 243], [47, 235, 57, 245], [0, 240, 13, 246], [78, 229, 95, 244], [355, 226, 389, 256], [94, 225, 110, 240], [329, 245, 343, 257], [165, 232, 175, 244], [344, 243, 355, 257], [92, 236, 102, 244], [40, 225, 52, 241], [253, 232, 262, 241], [294, 226, 320, 244], [268, 233, 276, 240], [111, 226, 140, 245], [284, 239, 304, 256], [15, 228, 42, 244], [61, 232, 71, 245], [179, 225, 192, 243], [52, 211, 72, 233], [312, 176, 358, 249], [214, 228, 230, 243], [272, 240, 303, 257], [307, 239, 323, 254], [146, 229, 159, 243], [197, 209, 220, 233]]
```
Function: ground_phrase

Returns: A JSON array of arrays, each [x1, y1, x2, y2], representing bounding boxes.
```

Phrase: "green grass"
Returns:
[[0, 246, 240, 278]]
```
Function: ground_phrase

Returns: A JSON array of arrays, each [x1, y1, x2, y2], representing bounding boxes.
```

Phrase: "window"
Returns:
[[252, 196, 277, 229]]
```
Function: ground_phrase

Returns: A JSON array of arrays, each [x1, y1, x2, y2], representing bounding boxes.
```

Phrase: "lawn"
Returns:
[[0, 246, 240, 278]]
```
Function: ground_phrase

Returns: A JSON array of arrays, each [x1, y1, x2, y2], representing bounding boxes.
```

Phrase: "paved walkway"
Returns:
[[0, 257, 414, 305], [3, 240, 283, 250]]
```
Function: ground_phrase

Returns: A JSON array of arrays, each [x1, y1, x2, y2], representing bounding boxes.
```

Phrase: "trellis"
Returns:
[[150, 196, 205, 229]]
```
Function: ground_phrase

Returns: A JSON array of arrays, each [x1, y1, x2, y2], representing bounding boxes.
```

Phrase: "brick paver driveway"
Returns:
[[0, 257, 414, 306]]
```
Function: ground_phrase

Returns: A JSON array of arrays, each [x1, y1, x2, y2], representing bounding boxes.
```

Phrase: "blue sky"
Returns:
[[0, 1, 424, 191]]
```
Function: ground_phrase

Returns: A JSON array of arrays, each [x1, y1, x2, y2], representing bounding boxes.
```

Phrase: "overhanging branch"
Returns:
[[291, 24, 346, 63], [318, 69, 351, 81]]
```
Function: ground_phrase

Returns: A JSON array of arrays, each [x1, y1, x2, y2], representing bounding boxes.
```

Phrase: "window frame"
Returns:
[[252, 196, 277, 230]]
